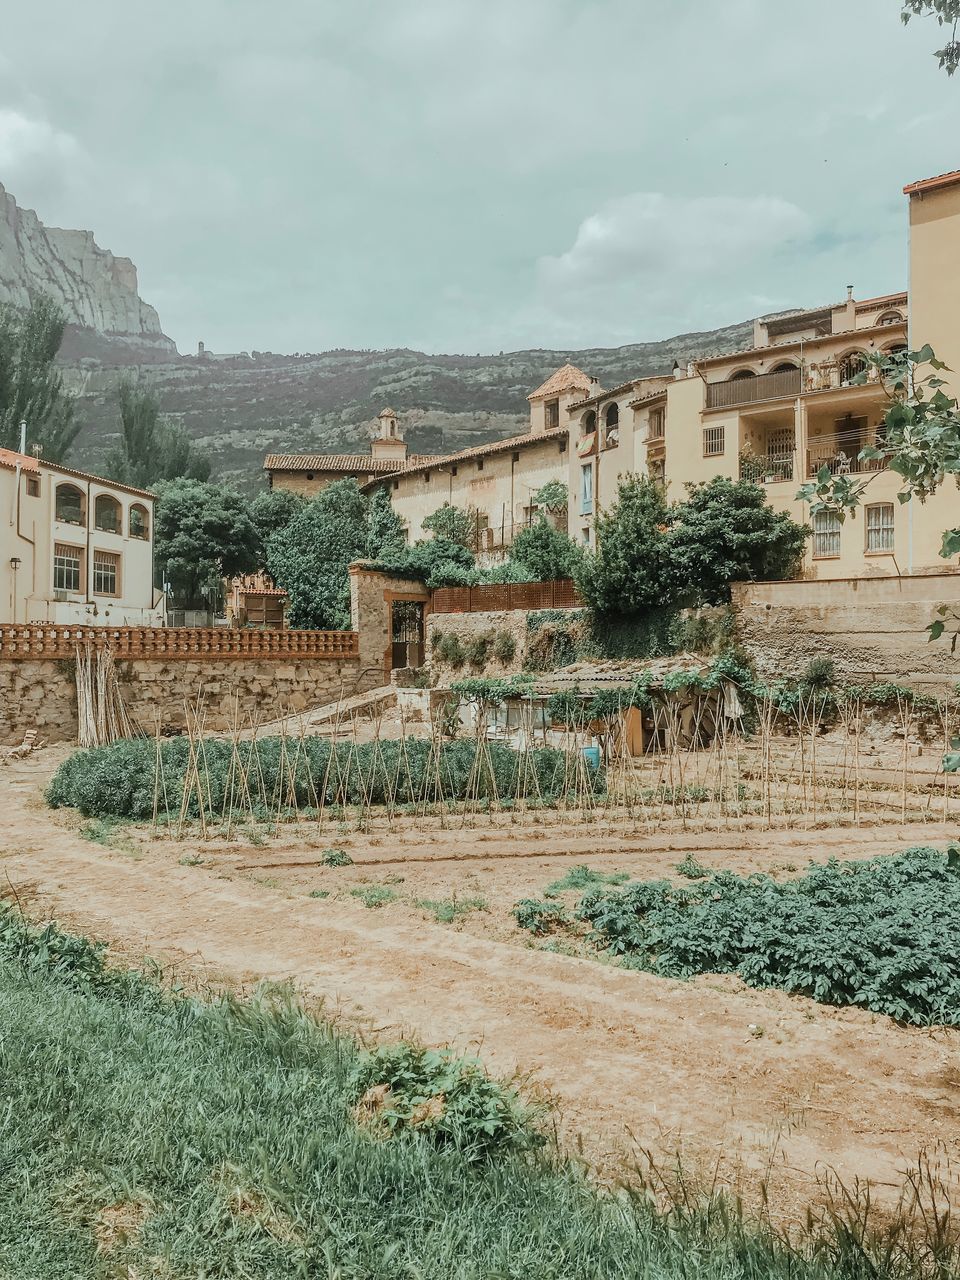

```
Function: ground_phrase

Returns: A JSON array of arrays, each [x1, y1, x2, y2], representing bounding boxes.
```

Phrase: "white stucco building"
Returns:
[[0, 448, 164, 625]]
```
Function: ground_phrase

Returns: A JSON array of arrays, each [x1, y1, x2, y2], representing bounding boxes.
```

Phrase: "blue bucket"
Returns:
[[582, 745, 601, 769]]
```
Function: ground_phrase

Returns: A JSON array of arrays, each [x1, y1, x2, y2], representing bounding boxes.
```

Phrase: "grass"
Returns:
[[544, 864, 629, 896], [416, 895, 487, 923], [0, 903, 957, 1278], [349, 883, 399, 909]]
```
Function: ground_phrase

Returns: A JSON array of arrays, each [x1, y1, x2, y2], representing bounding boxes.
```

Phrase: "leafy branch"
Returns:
[[902, 0, 960, 73]]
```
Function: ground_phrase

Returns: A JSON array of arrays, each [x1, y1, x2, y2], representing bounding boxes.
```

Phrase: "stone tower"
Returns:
[[371, 408, 408, 464]]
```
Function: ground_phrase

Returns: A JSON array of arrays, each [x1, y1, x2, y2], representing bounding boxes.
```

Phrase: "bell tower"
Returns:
[[371, 408, 408, 464]]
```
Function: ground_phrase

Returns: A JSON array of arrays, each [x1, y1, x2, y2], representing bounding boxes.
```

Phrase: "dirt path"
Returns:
[[3, 751, 959, 1222]]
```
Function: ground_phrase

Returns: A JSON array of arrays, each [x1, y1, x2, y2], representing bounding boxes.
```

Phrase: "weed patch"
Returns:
[[350, 884, 399, 909], [417, 895, 487, 923]]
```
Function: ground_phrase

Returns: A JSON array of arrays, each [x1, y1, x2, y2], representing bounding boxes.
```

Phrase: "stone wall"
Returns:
[[0, 655, 364, 745], [427, 609, 530, 679], [350, 563, 431, 684], [732, 573, 960, 693]]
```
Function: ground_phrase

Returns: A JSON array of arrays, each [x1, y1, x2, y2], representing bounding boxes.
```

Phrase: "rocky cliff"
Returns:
[[0, 182, 175, 351]]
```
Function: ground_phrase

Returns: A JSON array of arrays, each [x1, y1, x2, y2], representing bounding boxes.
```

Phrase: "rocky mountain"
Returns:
[[0, 182, 174, 353], [0, 181, 758, 491]]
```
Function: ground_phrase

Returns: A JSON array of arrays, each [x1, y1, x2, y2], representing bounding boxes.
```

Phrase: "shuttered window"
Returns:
[[53, 544, 82, 593], [866, 503, 895, 552], [93, 550, 120, 596], [812, 510, 841, 559]]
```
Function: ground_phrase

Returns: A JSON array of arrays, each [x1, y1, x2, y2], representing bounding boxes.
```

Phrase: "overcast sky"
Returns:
[[1, 1, 956, 356]]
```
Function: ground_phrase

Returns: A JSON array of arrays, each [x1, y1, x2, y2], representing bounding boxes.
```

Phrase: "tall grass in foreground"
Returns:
[[0, 907, 957, 1279]]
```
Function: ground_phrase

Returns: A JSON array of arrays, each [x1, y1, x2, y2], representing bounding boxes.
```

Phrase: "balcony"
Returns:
[[706, 367, 802, 410], [805, 428, 886, 478]]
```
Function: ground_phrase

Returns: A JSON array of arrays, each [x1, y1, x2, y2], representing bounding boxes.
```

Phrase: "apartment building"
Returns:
[[0, 451, 163, 625], [372, 365, 591, 548]]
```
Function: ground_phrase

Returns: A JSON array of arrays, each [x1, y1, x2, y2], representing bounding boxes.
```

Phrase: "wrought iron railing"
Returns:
[[805, 429, 887, 478]]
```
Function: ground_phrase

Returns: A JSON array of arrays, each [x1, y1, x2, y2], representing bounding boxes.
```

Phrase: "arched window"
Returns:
[[839, 351, 869, 384], [729, 368, 757, 381], [877, 311, 904, 326], [604, 403, 619, 428], [55, 484, 85, 526], [883, 342, 908, 356], [769, 361, 798, 373], [581, 409, 596, 435], [94, 493, 122, 534], [603, 402, 620, 448], [129, 503, 150, 540]]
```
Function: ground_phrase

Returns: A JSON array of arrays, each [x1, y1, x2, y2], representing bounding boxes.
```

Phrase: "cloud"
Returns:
[[539, 192, 812, 294], [521, 193, 815, 346], [0, 108, 81, 172]]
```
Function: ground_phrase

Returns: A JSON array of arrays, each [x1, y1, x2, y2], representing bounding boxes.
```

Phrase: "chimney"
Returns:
[[846, 284, 854, 302]]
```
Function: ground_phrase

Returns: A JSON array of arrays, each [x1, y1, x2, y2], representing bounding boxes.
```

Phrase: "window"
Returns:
[[423, 471, 431, 483], [866, 503, 895, 553], [512, 452, 520, 463], [477, 459, 484, 471], [729, 368, 757, 381], [582, 410, 596, 436], [392, 480, 399, 490], [877, 310, 903, 326], [580, 462, 594, 515], [55, 484, 84, 526], [648, 408, 665, 439], [53, 543, 83, 593], [129, 503, 149, 539], [26, 475, 40, 497], [545, 399, 560, 431], [703, 425, 725, 457], [812, 510, 841, 559], [94, 493, 122, 533], [603, 403, 619, 448], [581, 527, 590, 545], [839, 351, 869, 385], [93, 550, 120, 596], [451, 466, 458, 476]]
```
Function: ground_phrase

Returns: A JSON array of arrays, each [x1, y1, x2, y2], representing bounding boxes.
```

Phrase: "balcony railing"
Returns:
[[739, 455, 794, 483], [805, 429, 887, 478], [706, 367, 802, 410]]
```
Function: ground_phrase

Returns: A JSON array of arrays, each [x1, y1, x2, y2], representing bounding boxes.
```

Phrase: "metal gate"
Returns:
[[390, 600, 425, 669]]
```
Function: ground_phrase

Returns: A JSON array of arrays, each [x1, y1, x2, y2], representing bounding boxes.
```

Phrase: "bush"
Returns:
[[47, 736, 604, 821], [348, 1042, 544, 1162], [465, 634, 491, 668], [492, 630, 517, 664], [577, 847, 960, 1026], [512, 899, 569, 936], [320, 848, 353, 867], [435, 633, 466, 668]]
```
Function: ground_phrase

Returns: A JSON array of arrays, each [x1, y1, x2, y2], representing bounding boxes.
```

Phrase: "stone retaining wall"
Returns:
[[0, 655, 364, 745], [427, 609, 530, 679], [732, 573, 960, 692]]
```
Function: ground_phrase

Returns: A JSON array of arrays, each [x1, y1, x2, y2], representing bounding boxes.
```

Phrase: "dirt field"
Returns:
[[4, 745, 960, 1225]]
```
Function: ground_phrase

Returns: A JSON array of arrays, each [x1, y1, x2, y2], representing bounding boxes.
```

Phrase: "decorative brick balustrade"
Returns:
[[0, 625, 359, 660]]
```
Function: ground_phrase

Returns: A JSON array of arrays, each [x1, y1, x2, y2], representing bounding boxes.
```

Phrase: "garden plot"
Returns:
[[7, 743, 960, 1226]]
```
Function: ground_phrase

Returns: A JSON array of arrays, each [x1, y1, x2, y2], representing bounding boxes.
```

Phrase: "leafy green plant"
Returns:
[[417, 896, 487, 924], [512, 899, 569, 936], [675, 855, 710, 880], [350, 884, 399, 909], [320, 847, 354, 867], [348, 1042, 544, 1161], [465, 633, 491, 668], [578, 847, 960, 1025], [308, 888, 330, 899], [544, 865, 629, 895]]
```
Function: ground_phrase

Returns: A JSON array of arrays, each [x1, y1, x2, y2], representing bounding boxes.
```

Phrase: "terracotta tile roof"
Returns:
[[527, 363, 594, 401], [43, 459, 155, 500], [569, 379, 644, 411], [0, 448, 40, 473], [693, 316, 908, 368], [628, 387, 670, 409], [904, 169, 960, 196], [263, 453, 403, 474], [362, 426, 569, 489], [854, 291, 908, 311]]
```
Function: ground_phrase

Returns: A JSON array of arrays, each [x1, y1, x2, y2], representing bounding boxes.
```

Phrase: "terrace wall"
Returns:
[[0, 625, 365, 745], [732, 573, 960, 693]]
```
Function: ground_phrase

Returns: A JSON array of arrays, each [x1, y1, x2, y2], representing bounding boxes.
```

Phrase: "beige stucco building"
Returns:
[[0, 450, 163, 625], [264, 409, 440, 499], [370, 365, 592, 548]]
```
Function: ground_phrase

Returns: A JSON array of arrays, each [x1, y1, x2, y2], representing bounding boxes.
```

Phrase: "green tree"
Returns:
[[365, 485, 407, 559], [667, 478, 809, 605], [574, 476, 677, 619], [250, 487, 307, 562], [902, 1, 960, 72], [422, 502, 476, 549], [0, 295, 79, 461], [533, 479, 569, 514], [154, 479, 260, 610], [509, 517, 583, 582], [266, 479, 406, 629], [107, 379, 210, 487]]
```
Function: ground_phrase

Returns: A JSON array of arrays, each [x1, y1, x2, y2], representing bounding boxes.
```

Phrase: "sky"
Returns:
[[0, 0, 957, 357]]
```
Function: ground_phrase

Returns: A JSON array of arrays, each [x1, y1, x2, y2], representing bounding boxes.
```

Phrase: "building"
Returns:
[[225, 572, 288, 629], [0, 450, 163, 625], [260, 170, 960, 582], [264, 408, 440, 499], [367, 365, 594, 549]]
